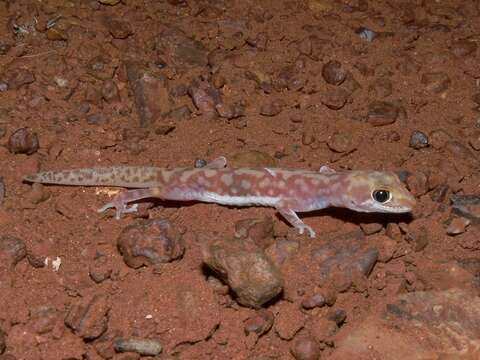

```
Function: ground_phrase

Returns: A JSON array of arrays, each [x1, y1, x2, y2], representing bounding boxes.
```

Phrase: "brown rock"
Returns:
[[451, 39, 477, 58], [105, 19, 133, 39], [421, 72, 450, 94], [405, 172, 428, 197], [409, 130, 429, 149], [234, 217, 274, 249], [101, 80, 120, 103], [327, 132, 358, 153], [301, 294, 326, 309], [265, 239, 300, 267], [202, 237, 283, 308], [188, 79, 221, 118], [322, 61, 347, 85], [244, 309, 274, 336], [259, 99, 286, 116], [3, 68, 35, 89], [86, 55, 116, 80], [307, 316, 338, 342], [8, 128, 39, 155], [113, 337, 162, 356], [367, 101, 399, 126], [65, 294, 110, 340], [369, 77, 393, 98], [446, 217, 470, 236], [0, 235, 27, 267], [28, 307, 58, 335], [429, 129, 451, 149], [291, 335, 321, 360], [274, 302, 306, 340], [321, 87, 349, 110], [117, 219, 185, 269]]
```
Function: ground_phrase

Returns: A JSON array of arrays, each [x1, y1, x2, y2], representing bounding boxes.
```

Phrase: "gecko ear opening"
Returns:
[[372, 189, 391, 203]]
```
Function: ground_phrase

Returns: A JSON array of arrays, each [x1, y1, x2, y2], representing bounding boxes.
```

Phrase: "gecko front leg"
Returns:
[[98, 188, 162, 219], [276, 206, 316, 238]]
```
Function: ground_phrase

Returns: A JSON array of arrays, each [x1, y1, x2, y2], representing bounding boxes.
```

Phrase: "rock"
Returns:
[[446, 217, 470, 236], [327, 132, 358, 153], [444, 141, 475, 162], [327, 309, 346, 326], [234, 217, 274, 249], [216, 102, 246, 119], [259, 99, 286, 116], [125, 62, 172, 127], [404, 220, 430, 252], [322, 61, 347, 85], [367, 101, 399, 126], [117, 219, 185, 269], [244, 309, 274, 336], [355, 27, 378, 42], [2, 68, 35, 89], [202, 237, 283, 308], [28, 306, 58, 334], [86, 54, 116, 80], [301, 294, 326, 310], [8, 128, 39, 154], [265, 239, 300, 267], [429, 129, 451, 149], [409, 130, 429, 149], [274, 302, 306, 340], [468, 131, 480, 151], [290, 335, 321, 360], [307, 316, 338, 342], [114, 337, 162, 356], [101, 79, 120, 103], [421, 72, 450, 94], [451, 39, 477, 58], [65, 294, 110, 340], [188, 79, 221, 118], [369, 77, 393, 98], [98, 0, 121, 5], [230, 150, 277, 168], [321, 87, 349, 110], [359, 222, 383, 235], [405, 171, 428, 197], [0, 235, 27, 267], [104, 19, 133, 39]]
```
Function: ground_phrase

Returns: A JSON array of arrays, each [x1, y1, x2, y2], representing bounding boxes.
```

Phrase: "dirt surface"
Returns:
[[1, 0, 480, 359]]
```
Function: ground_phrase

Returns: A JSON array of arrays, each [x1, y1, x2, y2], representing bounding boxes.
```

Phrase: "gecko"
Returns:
[[23, 156, 416, 238]]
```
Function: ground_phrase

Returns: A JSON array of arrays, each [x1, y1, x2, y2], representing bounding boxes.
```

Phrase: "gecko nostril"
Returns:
[[372, 189, 390, 203]]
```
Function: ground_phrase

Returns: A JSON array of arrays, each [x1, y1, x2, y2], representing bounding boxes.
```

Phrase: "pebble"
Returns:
[[114, 337, 162, 356], [194, 158, 208, 168], [409, 130, 429, 149], [3, 68, 35, 90], [158, 27, 209, 67], [0, 235, 27, 267], [327, 132, 358, 153], [28, 306, 58, 334], [301, 293, 326, 309], [274, 302, 305, 340], [446, 217, 470, 236], [7, 128, 39, 155], [98, 0, 121, 5], [369, 77, 393, 98], [188, 79, 221, 118], [430, 184, 449, 203], [421, 72, 450, 94], [468, 131, 480, 151], [405, 221, 429, 252], [322, 61, 347, 85], [327, 309, 347, 326], [321, 88, 349, 110], [360, 222, 383, 235], [290, 335, 321, 360], [86, 55, 116, 80], [259, 99, 286, 116], [307, 316, 338, 342], [234, 217, 274, 249], [450, 39, 477, 58], [355, 27, 377, 42], [216, 102, 246, 119], [64, 294, 110, 340], [450, 194, 480, 220], [101, 79, 120, 103], [105, 19, 133, 39], [367, 101, 399, 126], [244, 309, 274, 336], [202, 237, 283, 308], [265, 239, 300, 266], [405, 171, 428, 197], [429, 129, 451, 149], [117, 219, 185, 269]]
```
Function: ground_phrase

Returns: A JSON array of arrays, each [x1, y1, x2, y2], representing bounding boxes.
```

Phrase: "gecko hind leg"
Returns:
[[276, 207, 316, 238], [98, 188, 161, 219]]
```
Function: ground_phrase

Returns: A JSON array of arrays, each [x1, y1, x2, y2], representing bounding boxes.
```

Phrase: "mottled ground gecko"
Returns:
[[24, 157, 416, 238]]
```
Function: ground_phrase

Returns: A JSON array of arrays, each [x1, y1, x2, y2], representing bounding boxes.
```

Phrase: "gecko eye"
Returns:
[[372, 190, 391, 203]]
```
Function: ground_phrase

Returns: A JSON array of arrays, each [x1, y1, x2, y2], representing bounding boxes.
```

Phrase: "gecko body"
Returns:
[[24, 157, 416, 237]]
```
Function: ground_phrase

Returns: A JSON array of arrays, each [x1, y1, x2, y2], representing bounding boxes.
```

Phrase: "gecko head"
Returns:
[[342, 171, 416, 213]]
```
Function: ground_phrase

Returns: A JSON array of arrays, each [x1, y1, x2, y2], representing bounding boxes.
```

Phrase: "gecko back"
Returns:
[[23, 166, 162, 188]]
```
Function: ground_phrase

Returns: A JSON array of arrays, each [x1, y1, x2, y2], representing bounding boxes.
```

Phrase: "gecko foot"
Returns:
[[296, 224, 316, 238], [97, 202, 139, 220]]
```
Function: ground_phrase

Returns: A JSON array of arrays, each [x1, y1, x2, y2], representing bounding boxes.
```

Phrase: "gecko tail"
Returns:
[[23, 167, 161, 188]]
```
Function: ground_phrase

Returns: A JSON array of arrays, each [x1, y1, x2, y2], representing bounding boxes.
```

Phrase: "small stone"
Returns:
[[28, 307, 58, 334], [105, 19, 133, 39], [387, 130, 400, 142], [468, 131, 480, 151], [117, 219, 185, 269], [259, 99, 286, 116], [0, 235, 27, 267], [86, 55, 116, 81], [64, 295, 110, 340], [301, 294, 326, 309], [367, 101, 399, 126], [194, 159, 208, 168], [3, 68, 35, 89], [89, 256, 113, 283], [188, 79, 221, 118], [430, 184, 449, 203], [322, 61, 347, 85], [327, 309, 347, 326], [360, 222, 383, 235], [444, 141, 474, 161], [421, 72, 450, 94], [8, 128, 39, 155], [446, 217, 470, 236], [274, 302, 305, 340], [409, 130, 429, 149], [216, 102, 245, 119], [429, 129, 451, 149], [114, 337, 162, 356], [167, 106, 191, 121], [356, 27, 377, 42], [405, 223, 429, 252], [101, 80, 120, 103], [327, 132, 358, 153], [405, 172, 428, 197], [244, 309, 274, 336], [290, 335, 321, 360], [451, 39, 477, 58], [308, 317, 338, 342], [202, 237, 284, 308], [369, 77, 393, 98], [86, 113, 108, 125], [321, 88, 349, 110], [265, 239, 300, 266], [98, 0, 121, 5], [234, 217, 274, 249]]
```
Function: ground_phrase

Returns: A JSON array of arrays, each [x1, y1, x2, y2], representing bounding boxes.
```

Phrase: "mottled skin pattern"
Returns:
[[24, 157, 416, 238]]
